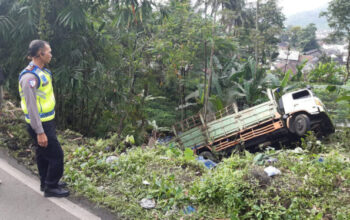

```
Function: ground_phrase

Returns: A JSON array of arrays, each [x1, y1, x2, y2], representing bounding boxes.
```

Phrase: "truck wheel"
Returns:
[[199, 151, 217, 162], [293, 114, 310, 136]]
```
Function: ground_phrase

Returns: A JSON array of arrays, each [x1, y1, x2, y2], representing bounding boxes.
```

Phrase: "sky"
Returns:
[[278, 0, 330, 16]]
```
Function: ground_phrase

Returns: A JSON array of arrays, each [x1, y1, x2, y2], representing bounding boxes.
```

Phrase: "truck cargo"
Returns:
[[171, 88, 334, 160]]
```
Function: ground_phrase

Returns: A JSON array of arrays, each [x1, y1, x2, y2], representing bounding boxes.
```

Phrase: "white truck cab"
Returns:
[[282, 89, 326, 116], [278, 88, 334, 137]]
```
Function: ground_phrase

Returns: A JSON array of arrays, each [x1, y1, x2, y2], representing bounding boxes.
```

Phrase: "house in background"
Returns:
[[272, 48, 322, 77], [272, 49, 300, 74]]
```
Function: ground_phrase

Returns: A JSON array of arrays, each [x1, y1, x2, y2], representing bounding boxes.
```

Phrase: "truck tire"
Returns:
[[199, 151, 217, 162], [293, 114, 310, 136]]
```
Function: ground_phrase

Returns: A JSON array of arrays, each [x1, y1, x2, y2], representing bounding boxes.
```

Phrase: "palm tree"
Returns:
[[230, 57, 279, 107]]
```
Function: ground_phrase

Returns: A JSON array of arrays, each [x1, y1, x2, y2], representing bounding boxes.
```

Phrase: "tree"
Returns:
[[321, 0, 350, 83], [299, 23, 319, 52], [286, 26, 302, 48], [230, 57, 279, 107], [232, 0, 284, 64], [283, 24, 319, 52], [257, 0, 285, 64], [221, 0, 247, 34]]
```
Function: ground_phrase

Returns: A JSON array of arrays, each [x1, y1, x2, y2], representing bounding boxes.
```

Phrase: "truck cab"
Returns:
[[278, 89, 334, 137]]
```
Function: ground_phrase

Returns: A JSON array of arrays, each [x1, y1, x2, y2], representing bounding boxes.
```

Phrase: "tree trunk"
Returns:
[[204, 3, 216, 121], [284, 46, 290, 74], [344, 39, 350, 83], [0, 86, 3, 112], [117, 113, 127, 136], [255, 0, 260, 67], [203, 0, 208, 116], [181, 68, 186, 121]]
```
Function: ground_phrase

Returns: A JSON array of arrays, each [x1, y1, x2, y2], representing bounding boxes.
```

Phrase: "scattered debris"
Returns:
[[140, 198, 156, 209], [183, 205, 196, 214], [72, 137, 82, 141], [264, 166, 281, 177], [291, 147, 304, 154], [254, 153, 277, 165], [142, 180, 150, 185], [267, 158, 278, 163], [157, 136, 172, 144], [97, 186, 104, 192], [165, 205, 179, 217], [196, 156, 217, 169], [254, 153, 269, 165], [106, 156, 119, 164], [159, 156, 170, 160], [6, 131, 13, 138]]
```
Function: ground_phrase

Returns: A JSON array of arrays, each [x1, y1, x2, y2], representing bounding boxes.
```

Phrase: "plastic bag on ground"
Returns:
[[264, 166, 281, 177], [140, 198, 156, 209], [196, 156, 217, 169]]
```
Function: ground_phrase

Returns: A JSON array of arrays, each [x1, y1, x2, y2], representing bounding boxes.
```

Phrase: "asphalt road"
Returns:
[[0, 148, 116, 220], [0, 164, 79, 220]]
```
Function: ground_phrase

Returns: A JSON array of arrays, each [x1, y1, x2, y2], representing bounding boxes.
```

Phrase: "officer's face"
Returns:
[[39, 44, 52, 65]]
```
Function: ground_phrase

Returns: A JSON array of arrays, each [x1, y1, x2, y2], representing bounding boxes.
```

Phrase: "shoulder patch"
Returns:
[[29, 79, 37, 88], [25, 64, 35, 71]]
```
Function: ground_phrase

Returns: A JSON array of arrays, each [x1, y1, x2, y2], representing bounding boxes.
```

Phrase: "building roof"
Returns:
[[322, 44, 348, 54], [304, 49, 319, 55], [277, 50, 300, 61]]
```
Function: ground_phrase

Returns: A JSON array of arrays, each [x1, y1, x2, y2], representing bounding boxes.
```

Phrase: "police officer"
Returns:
[[19, 40, 69, 197]]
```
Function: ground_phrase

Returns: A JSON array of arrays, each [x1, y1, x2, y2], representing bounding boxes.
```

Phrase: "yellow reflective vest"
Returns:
[[19, 62, 55, 123]]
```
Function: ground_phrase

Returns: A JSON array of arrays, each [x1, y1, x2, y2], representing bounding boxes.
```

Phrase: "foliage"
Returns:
[[314, 85, 350, 124], [0, 0, 246, 137], [307, 62, 346, 84], [1, 103, 350, 219], [230, 57, 279, 108], [321, 0, 350, 83], [256, 0, 285, 63], [1, 0, 350, 217], [283, 24, 320, 52]]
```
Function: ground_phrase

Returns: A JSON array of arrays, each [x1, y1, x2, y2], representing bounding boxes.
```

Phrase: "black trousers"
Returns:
[[26, 120, 64, 188]]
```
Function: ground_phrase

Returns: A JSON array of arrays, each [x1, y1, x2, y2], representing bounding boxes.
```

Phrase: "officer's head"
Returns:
[[27, 40, 52, 65]]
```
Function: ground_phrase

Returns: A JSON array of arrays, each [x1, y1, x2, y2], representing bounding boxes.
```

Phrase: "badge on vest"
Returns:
[[29, 79, 37, 88], [41, 74, 49, 86], [25, 64, 35, 71]]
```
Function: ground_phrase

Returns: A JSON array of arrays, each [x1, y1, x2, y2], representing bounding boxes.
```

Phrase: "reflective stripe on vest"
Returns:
[[19, 62, 56, 123]]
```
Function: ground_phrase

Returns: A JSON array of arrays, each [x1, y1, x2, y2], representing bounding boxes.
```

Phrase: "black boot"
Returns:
[[41, 181, 67, 192], [44, 187, 70, 198]]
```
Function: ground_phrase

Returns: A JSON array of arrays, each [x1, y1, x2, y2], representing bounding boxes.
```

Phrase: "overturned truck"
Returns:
[[171, 88, 334, 159]]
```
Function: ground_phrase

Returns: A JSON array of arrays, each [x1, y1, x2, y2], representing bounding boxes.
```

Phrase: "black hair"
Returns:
[[27, 40, 49, 59]]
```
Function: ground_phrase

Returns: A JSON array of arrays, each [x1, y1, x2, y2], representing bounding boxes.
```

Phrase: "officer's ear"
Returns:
[[35, 50, 43, 58]]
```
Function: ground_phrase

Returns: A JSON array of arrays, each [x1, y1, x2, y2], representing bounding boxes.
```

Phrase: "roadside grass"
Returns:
[[1, 104, 350, 219]]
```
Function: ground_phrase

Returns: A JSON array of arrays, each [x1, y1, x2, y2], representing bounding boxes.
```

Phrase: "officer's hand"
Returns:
[[37, 133, 48, 147]]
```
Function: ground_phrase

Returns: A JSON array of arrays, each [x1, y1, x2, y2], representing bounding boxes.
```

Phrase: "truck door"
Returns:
[[288, 90, 316, 113]]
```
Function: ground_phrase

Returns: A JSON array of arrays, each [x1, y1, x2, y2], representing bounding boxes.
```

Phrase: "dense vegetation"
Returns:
[[1, 0, 350, 138], [1, 101, 350, 219], [1, 0, 350, 218], [0, 0, 286, 139]]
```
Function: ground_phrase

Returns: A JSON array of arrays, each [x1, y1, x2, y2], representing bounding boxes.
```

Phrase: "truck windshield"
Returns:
[[292, 90, 310, 100]]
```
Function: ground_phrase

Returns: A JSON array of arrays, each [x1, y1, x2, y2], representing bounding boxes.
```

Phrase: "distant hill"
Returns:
[[285, 6, 330, 30]]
